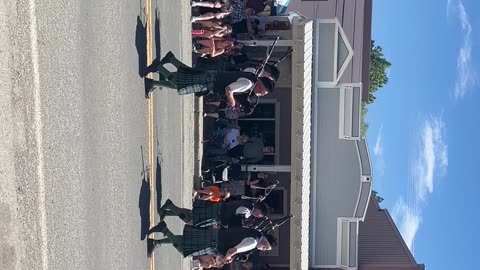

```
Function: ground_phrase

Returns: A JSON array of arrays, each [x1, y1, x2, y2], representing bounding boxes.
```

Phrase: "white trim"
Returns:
[[314, 18, 354, 86], [333, 22, 339, 86], [317, 82, 338, 88], [334, 18, 355, 85], [310, 23, 319, 265], [336, 217, 350, 268], [338, 85, 362, 140], [316, 18, 337, 23], [353, 140, 373, 221], [310, 86, 318, 265], [338, 83, 363, 88], [314, 20, 337, 85], [334, 218, 360, 270], [352, 143, 363, 217]]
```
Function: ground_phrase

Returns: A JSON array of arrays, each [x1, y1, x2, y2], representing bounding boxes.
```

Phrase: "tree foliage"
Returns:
[[372, 190, 384, 204], [361, 40, 391, 136], [368, 40, 391, 103]]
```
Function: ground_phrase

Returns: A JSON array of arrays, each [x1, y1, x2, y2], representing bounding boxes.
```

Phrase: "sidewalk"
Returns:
[[154, 0, 202, 269]]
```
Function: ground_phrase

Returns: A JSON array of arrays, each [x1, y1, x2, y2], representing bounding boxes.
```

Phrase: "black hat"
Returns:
[[263, 64, 280, 81], [258, 77, 274, 94]]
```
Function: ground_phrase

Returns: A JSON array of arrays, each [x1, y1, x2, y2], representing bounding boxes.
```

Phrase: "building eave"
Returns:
[[361, 0, 373, 101]]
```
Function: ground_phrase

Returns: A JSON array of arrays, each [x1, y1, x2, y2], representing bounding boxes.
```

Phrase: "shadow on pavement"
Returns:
[[154, 9, 161, 60], [155, 155, 163, 214], [139, 146, 150, 240], [135, 16, 147, 78]]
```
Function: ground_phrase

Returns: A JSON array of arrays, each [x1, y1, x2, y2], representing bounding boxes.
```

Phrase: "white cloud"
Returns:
[[448, 0, 476, 99], [415, 117, 448, 201], [373, 126, 385, 176], [373, 126, 384, 156], [392, 116, 448, 253], [392, 198, 421, 251]]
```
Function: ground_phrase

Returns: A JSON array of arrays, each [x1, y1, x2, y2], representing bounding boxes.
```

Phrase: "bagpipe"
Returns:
[[247, 37, 294, 108], [236, 214, 293, 262], [240, 180, 280, 203]]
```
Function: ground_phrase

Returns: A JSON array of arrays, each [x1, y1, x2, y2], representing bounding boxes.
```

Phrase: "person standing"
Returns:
[[148, 198, 269, 229], [147, 222, 277, 262], [143, 51, 274, 102]]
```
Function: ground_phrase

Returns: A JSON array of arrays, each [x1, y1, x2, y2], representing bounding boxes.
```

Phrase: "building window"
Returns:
[[315, 19, 354, 86]]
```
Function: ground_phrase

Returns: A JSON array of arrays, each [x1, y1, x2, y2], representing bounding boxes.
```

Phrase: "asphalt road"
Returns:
[[0, 0, 193, 269]]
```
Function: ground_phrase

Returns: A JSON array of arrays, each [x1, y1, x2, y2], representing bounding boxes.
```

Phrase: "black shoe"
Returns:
[[158, 199, 173, 213], [144, 78, 157, 98], [158, 199, 173, 220], [148, 221, 168, 235], [160, 51, 175, 65], [147, 239, 155, 257], [142, 58, 160, 78]]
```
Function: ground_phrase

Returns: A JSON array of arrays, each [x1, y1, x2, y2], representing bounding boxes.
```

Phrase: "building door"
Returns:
[[237, 99, 280, 165]]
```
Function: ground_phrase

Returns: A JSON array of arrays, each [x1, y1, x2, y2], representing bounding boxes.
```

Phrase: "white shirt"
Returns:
[[234, 237, 258, 253], [228, 78, 254, 93], [242, 67, 257, 74], [225, 128, 241, 149]]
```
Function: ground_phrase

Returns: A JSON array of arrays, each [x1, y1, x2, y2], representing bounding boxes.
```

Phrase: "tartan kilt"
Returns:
[[176, 66, 215, 95], [192, 200, 222, 227], [182, 225, 219, 257]]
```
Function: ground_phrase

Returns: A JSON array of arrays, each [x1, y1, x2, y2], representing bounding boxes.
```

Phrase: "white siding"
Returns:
[[290, 17, 313, 270]]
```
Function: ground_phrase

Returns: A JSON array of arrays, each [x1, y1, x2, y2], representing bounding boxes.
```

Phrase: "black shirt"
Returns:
[[212, 71, 258, 99]]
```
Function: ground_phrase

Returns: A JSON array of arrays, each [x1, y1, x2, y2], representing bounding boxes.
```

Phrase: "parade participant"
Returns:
[[147, 222, 277, 261], [192, 254, 226, 269], [193, 38, 237, 57], [193, 25, 233, 39], [193, 186, 231, 202], [228, 136, 274, 163], [192, 0, 223, 8], [194, 19, 226, 31], [143, 51, 274, 102], [191, 5, 232, 23], [246, 0, 273, 14], [204, 127, 250, 156], [148, 198, 269, 229], [202, 99, 255, 119]]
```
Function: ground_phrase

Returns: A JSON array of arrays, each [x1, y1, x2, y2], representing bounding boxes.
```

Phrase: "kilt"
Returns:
[[192, 200, 222, 227], [176, 66, 215, 95], [182, 225, 219, 257]]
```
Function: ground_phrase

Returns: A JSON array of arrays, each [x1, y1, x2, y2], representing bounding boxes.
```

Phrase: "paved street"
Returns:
[[0, 0, 194, 269]]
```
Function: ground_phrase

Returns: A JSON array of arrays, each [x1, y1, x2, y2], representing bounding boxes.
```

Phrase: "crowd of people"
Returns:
[[143, 1, 286, 269]]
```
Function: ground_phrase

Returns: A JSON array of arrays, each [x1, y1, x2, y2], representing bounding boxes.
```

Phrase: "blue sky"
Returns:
[[366, 0, 479, 269]]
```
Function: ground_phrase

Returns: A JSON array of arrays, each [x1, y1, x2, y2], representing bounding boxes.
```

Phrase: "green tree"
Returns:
[[372, 190, 384, 204], [361, 40, 391, 135]]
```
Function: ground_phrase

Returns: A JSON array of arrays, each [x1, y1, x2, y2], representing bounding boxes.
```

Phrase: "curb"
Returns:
[[178, 0, 203, 269]]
